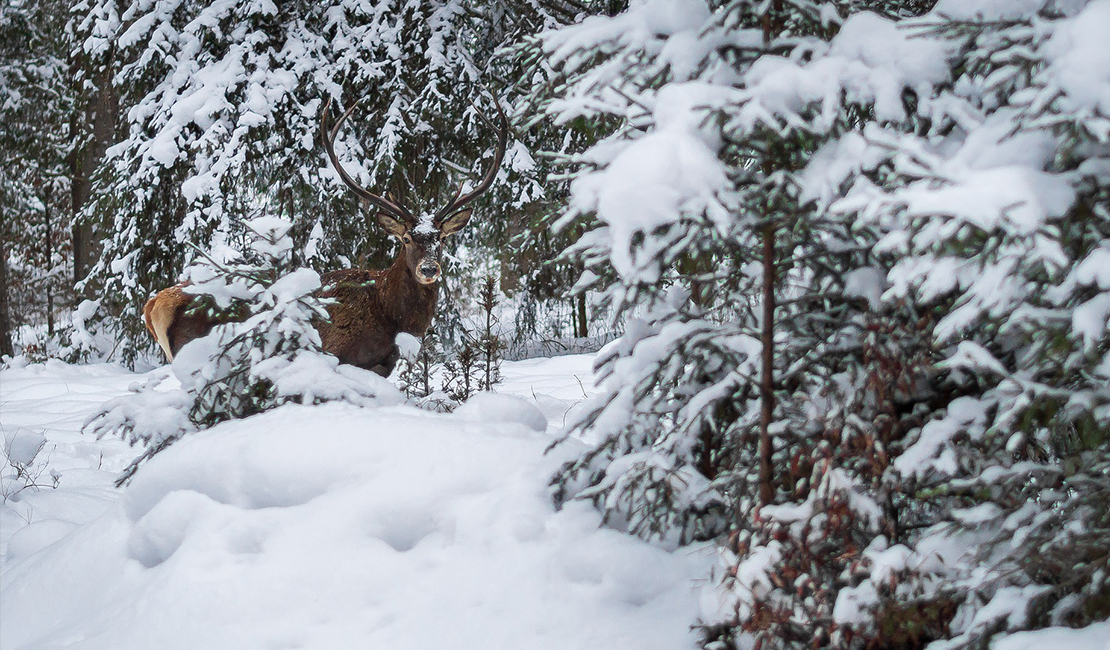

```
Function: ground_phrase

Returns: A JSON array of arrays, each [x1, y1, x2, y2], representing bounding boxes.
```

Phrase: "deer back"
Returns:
[[143, 286, 249, 362]]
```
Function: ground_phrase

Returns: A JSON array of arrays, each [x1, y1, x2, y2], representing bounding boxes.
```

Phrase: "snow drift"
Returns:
[[1, 366, 713, 650]]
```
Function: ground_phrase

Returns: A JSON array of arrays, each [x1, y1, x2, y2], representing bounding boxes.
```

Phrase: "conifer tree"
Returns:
[[816, 2, 1110, 645], [476, 275, 503, 390], [395, 326, 447, 403], [442, 339, 482, 402], [1, 0, 76, 353], [538, 0, 1109, 647], [71, 0, 531, 364], [539, 0, 938, 538]]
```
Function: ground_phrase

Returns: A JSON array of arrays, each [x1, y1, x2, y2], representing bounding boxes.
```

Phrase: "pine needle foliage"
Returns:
[[534, 0, 1110, 647]]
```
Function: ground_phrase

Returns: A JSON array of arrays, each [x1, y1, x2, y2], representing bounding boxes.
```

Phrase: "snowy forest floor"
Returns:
[[0, 355, 714, 650]]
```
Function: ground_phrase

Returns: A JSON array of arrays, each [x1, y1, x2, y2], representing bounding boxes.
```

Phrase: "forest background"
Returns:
[[2, 0, 1109, 648]]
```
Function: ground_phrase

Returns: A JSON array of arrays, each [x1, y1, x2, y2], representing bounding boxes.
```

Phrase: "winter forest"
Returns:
[[2, 0, 1109, 648]]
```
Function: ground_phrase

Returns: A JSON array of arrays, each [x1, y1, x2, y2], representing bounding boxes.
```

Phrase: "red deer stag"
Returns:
[[143, 96, 508, 377]]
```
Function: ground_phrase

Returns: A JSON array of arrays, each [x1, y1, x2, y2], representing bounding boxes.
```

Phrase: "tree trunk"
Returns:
[[575, 292, 588, 338], [758, 1, 781, 507], [759, 223, 775, 506], [70, 55, 118, 292], [0, 233, 13, 358], [45, 184, 55, 335]]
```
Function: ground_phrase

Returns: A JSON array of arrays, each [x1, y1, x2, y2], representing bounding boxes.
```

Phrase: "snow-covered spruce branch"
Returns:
[[84, 217, 404, 481]]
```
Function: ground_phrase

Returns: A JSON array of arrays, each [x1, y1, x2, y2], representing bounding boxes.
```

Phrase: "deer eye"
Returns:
[[402, 235, 412, 244]]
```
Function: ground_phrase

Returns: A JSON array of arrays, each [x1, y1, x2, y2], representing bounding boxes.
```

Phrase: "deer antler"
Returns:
[[433, 97, 508, 225], [321, 97, 414, 224]]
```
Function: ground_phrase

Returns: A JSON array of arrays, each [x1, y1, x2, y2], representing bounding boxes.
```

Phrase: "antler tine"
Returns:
[[433, 96, 509, 224], [321, 97, 414, 224]]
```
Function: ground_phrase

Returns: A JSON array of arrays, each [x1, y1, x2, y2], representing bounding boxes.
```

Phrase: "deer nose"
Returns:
[[420, 262, 440, 280]]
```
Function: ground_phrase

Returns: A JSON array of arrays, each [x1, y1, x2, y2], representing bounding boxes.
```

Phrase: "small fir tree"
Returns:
[[173, 216, 329, 427], [85, 216, 402, 482], [442, 339, 482, 403], [476, 275, 504, 391], [395, 327, 446, 401]]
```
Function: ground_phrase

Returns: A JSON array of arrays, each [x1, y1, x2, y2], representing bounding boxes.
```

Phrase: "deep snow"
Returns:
[[0, 355, 714, 650]]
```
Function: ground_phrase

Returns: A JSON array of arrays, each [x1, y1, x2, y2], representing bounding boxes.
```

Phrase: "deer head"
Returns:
[[320, 96, 508, 284]]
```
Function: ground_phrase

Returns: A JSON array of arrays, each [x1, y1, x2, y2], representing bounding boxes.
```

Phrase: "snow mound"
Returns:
[[992, 620, 1110, 650], [395, 332, 422, 360], [5, 519, 78, 562], [454, 392, 549, 432], [1, 400, 711, 650]]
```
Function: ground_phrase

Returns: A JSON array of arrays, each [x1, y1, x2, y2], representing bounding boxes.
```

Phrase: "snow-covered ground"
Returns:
[[0, 355, 714, 650]]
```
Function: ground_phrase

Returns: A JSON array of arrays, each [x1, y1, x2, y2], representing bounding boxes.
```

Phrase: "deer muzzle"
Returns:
[[418, 262, 441, 284]]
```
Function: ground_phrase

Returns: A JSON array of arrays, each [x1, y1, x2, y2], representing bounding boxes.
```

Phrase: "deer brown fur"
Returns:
[[143, 94, 507, 377], [312, 229, 448, 376], [143, 285, 247, 361]]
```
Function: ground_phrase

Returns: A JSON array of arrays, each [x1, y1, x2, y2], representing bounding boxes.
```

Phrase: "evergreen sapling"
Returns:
[[85, 216, 402, 483]]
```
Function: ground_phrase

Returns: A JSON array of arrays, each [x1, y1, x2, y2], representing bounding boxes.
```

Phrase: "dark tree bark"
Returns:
[[575, 292, 588, 338], [45, 184, 55, 334], [0, 233, 13, 358], [69, 56, 118, 292], [758, 222, 775, 506]]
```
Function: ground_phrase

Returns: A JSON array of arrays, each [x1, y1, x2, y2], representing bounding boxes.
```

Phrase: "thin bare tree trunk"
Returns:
[[575, 292, 588, 338], [759, 223, 775, 506], [45, 184, 55, 335], [0, 233, 13, 358], [758, 1, 781, 507]]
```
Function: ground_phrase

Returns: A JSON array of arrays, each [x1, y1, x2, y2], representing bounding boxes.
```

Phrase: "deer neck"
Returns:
[[379, 254, 438, 335]]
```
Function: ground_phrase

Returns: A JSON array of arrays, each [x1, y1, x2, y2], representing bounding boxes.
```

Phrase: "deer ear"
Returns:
[[376, 212, 408, 239], [439, 209, 472, 237]]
